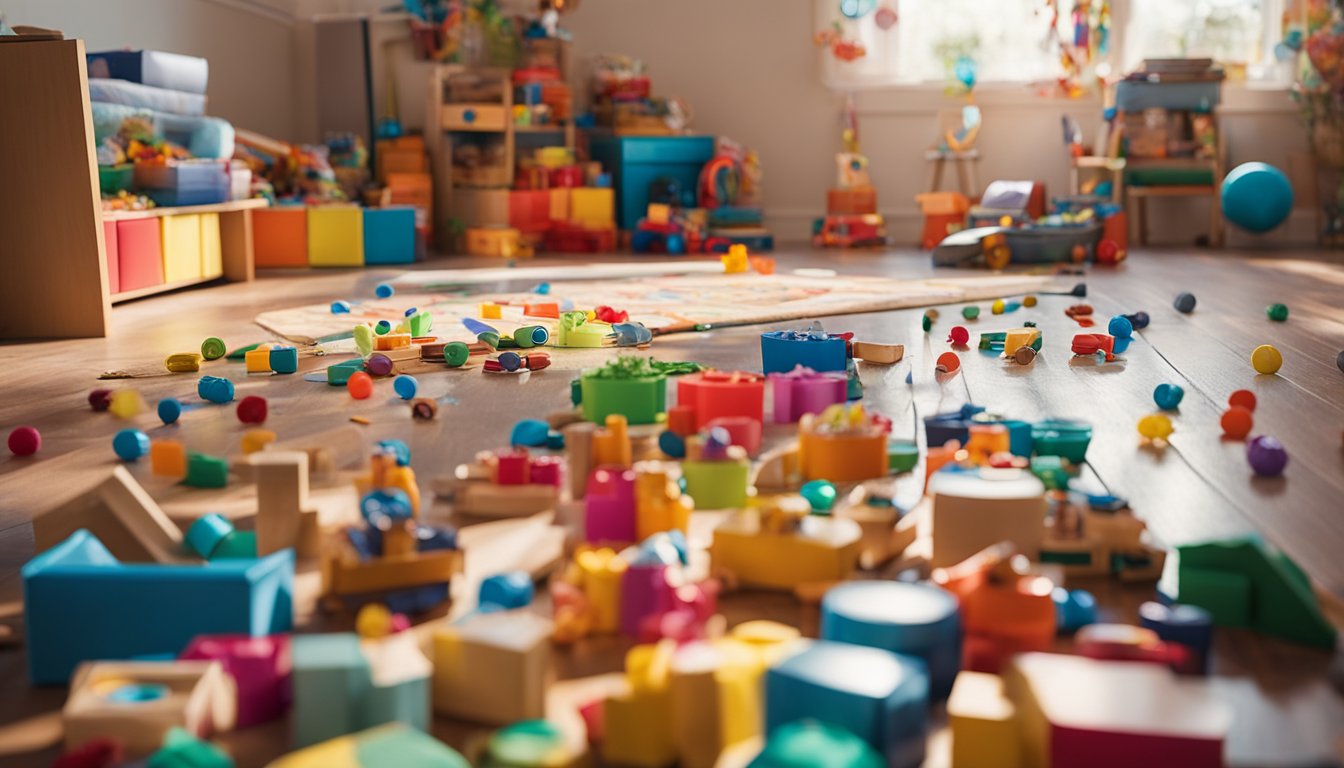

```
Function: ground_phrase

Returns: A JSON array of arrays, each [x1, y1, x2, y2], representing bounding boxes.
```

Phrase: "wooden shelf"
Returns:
[[111, 274, 225, 303], [102, 198, 269, 222]]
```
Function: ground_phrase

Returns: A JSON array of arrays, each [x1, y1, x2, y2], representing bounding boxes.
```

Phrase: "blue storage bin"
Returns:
[[135, 160, 230, 206], [590, 135, 715, 229], [363, 207, 418, 265], [1115, 80, 1221, 112]]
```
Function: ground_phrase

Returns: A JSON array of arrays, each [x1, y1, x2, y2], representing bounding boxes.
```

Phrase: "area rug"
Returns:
[[255, 267, 1064, 345]]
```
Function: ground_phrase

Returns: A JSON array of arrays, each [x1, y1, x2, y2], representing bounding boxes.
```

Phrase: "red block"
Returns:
[[116, 217, 163, 292], [495, 449, 531, 485], [706, 416, 762, 457], [675, 371, 766, 431], [509, 189, 552, 237], [103, 219, 120, 294], [529, 455, 563, 486]]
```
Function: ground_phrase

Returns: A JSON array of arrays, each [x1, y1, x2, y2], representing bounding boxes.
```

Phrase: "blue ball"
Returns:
[[1221, 162, 1293, 233], [1153, 383, 1185, 410], [1174, 292, 1197, 314], [113, 428, 150, 461], [330, 300, 351, 314], [1107, 315, 1133, 339], [157, 397, 182, 425], [375, 282, 395, 299], [510, 418, 551, 447], [393, 375, 418, 400], [658, 430, 686, 458]]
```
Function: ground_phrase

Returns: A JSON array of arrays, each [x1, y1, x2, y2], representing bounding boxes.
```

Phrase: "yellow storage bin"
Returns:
[[160, 214, 203, 284], [570, 187, 615, 228], [308, 205, 364, 267], [200, 212, 222, 278]]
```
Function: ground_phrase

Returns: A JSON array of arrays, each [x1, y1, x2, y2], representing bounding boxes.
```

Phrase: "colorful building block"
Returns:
[[200, 211, 222, 277], [117, 217, 164, 292], [585, 468, 638, 544], [251, 451, 321, 559], [254, 207, 309, 268], [933, 543, 1056, 674], [575, 547, 628, 633], [580, 373, 666, 425], [246, 346, 274, 373], [181, 634, 292, 728], [160, 214, 202, 284], [760, 331, 847, 375], [292, 632, 430, 748], [621, 562, 676, 638], [765, 640, 929, 768], [1138, 602, 1214, 674], [63, 660, 235, 758], [363, 207, 417, 265], [308, 205, 364, 267], [570, 187, 615, 228], [34, 466, 187, 563], [466, 226, 530, 258], [676, 371, 765, 431], [928, 468, 1046, 568], [749, 720, 884, 768], [947, 671, 1020, 768], [184, 451, 230, 488], [603, 643, 678, 768], [23, 530, 294, 684], [682, 455, 750, 510], [670, 640, 768, 768], [148, 726, 234, 768], [769, 368, 849, 423], [430, 609, 551, 725], [710, 501, 862, 590], [270, 346, 299, 374], [820, 581, 961, 701], [797, 408, 889, 483], [266, 723, 469, 768], [1003, 653, 1231, 768], [150, 439, 188, 478]]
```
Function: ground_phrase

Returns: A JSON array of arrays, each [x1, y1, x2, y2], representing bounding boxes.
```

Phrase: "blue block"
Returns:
[[766, 640, 929, 768], [185, 513, 234, 559], [760, 331, 848, 374], [270, 346, 298, 374], [363, 207, 418, 265], [1139, 601, 1214, 674], [292, 634, 373, 747], [479, 571, 534, 611], [23, 530, 293, 684], [820, 582, 961, 701], [590, 135, 716, 230]]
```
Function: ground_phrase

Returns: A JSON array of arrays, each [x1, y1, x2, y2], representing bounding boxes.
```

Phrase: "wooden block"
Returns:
[[709, 512, 861, 590], [323, 547, 462, 597], [431, 609, 551, 725], [450, 480, 558, 518], [254, 207, 308, 268], [63, 660, 236, 757], [373, 333, 412, 350], [360, 631, 432, 733], [291, 633, 372, 748], [308, 205, 364, 267], [604, 644, 677, 768], [948, 671, 1021, 768], [251, 451, 321, 558], [669, 641, 764, 768], [928, 469, 1046, 568], [563, 421, 596, 499], [161, 214, 203, 283], [851, 341, 904, 365], [200, 212, 223, 277], [34, 466, 188, 563], [448, 187, 509, 229]]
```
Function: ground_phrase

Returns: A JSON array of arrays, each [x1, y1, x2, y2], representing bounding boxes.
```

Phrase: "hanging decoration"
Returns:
[[839, 0, 877, 19], [874, 4, 898, 31], [1043, 0, 1109, 98], [814, 20, 867, 62]]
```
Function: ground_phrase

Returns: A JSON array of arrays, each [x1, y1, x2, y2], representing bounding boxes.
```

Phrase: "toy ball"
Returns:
[[157, 397, 182, 425], [375, 282, 395, 299], [347, 371, 374, 399], [1023, 296, 1037, 308], [1265, 303, 1289, 322], [1107, 315, 1133, 339], [935, 351, 961, 374], [1095, 239, 1125, 265], [1153, 383, 1184, 410], [330, 301, 352, 314], [7, 426, 40, 456], [1125, 311, 1151, 330], [948, 326, 970, 346], [1251, 344, 1283, 375], [365, 353, 394, 377], [393, 375, 418, 400], [356, 603, 394, 639], [374, 320, 392, 335], [237, 395, 268, 425], [1137, 413, 1174, 441], [991, 299, 1005, 315], [962, 305, 980, 319], [1220, 406, 1253, 440], [1247, 435, 1288, 476], [1173, 292, 1197, 313], [89, 388, 113, 412], [1222, 162, 1293, 233], [800, 480, 838, 512], [113, 428, 151, 461], [1226, 390, 1256, 413]]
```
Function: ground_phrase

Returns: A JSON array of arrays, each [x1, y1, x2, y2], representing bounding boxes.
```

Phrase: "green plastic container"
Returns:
[[99, 164, 134, 194], [580, 374, 665, 425], [1031, 419, 1092, 463]]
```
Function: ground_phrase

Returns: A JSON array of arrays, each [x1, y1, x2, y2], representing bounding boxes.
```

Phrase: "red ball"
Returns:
[[348, 371, 374, 400], [88, 389, 113, 412], [948, 326, 970, 346], [236, 395, 268, 425], [7, 425, 41, 456], [1220, 406, 1253, 440], [1228, 389, 1256, 413]]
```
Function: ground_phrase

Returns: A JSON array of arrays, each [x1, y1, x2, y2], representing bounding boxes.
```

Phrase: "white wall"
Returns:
[[2, 0, 298, 138]]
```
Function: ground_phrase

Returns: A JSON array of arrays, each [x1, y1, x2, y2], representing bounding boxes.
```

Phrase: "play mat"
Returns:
[[255, 264, 1063, 345]]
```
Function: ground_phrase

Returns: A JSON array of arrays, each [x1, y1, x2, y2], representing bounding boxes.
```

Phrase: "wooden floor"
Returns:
[[0, 245, 1342, 766]]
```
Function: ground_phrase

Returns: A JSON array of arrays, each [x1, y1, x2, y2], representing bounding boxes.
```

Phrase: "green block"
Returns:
[[353, 724, 471, 768], [210, 531, 258, 560], [147, 727, 234, 768], [748, 720, 884, 768], [183, 452, 229, 488], [682, 459, 750, 510], [1030, 455, 1070, 491], [407, 311, 432, 338], [328, 359, 365, 386], [1177, 538, 1336, 648], [579, 375, 666, 425]]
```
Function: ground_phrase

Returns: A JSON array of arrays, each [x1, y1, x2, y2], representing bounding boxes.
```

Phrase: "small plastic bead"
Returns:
[[347, 371, 374, 399], [1251, 344, 1282, 375], [1228, 389, 1256, 412], [113, 428, 151, 461], [1137, 413, 1174, 441], [237, 395, 268, 425], [158, 398, 182, 425], [962, 305, 980, 319], [393, 375, 418, 400], [1126, 311, 1151, 329], [921, 313, 932, 332], [948, 326, 970, 346], [108, 389, 145, 418], [331, 300, 352, 314], [1023, 295, 1037, 308], [375, 282, 395, 299], [444, 342, 471, 367], [1247, 435, 1288, 476], [200, 337, 227, 360], [374, 320, 392, 335], [1220, 406, 1253, 440], [1107, 315, 1134, 339], [800, 480, 837, 512], [1173, 292, 1197, 313], [1153, 383, 1184, 410], [88, 389, 113, 412], [365, 353, 394, 377], [991, 299, 1005, 315], [7, 426, 40, 456], [1265, 303, 1288, 322]]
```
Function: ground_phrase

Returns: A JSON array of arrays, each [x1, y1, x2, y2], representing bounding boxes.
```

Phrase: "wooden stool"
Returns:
[[925, 149, 980, 198], [1126, 156, 1224, 247]]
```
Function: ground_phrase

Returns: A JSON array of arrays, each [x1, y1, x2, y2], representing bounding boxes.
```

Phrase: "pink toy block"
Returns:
[[585, 467, 637, 543], [769, 368, 849, 423], [620, 564, 675, 637], [180, 634, 291, 728], [705, 416, 763, 458]]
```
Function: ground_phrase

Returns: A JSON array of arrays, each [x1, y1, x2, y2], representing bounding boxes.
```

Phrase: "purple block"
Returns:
[[620, 564, 674, 637], [770, 367, 849, 423], [180, 634, 291, 728], [584, 467, 637, 543]]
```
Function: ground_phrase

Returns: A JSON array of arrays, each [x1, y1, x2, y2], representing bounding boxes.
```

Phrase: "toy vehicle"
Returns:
[[813, 214, 887, 248]]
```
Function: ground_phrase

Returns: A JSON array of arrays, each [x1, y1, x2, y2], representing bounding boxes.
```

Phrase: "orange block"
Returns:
[[253, 207, 308, 268], [523, 302, 559, 318], [150, 439, 187, 478], [374, 334, 412, 350]]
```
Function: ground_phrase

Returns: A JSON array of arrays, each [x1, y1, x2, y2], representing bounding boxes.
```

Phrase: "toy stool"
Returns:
[[924, 149, 980, 197]]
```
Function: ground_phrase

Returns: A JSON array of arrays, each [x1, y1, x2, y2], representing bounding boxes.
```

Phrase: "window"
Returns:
[[816, 0, 1283, 90]]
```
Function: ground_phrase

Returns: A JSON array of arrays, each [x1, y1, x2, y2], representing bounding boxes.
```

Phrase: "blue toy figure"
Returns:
[[1222, 162, 1293, 233]]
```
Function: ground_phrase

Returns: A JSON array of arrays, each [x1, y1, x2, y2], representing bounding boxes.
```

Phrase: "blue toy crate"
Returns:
[[1115, 80, 1221, 112], [590, 134, 715, 230], [134, 160, 230, 206]]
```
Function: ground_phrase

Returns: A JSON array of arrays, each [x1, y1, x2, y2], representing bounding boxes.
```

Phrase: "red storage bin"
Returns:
[[549, 165, 585, 189], [116, 217, 163, 292]]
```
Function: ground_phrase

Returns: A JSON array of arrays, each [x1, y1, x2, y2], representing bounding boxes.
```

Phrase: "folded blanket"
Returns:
[[89, 78, 206, 117]]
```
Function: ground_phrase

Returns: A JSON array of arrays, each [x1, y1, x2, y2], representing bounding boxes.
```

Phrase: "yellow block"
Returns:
[[200, 212, 222, 278], [242, 429, 278, 455], [948, 671, 1021, 768], [480, 303, 502, 319], [308, 205, 365, 267], [161, 214, 203, 283], [373, 334, 412, 351], [635, 464, 692, 542], [245, 347, 273, 373], [647, 203, 671, 225], [670, 641, 766, 768], [549, 188, 571, 222], [709, 514, 862, 590], [576, 548, 627, 633], [605, 642, 677, 768], [570, 188, 614, 228]]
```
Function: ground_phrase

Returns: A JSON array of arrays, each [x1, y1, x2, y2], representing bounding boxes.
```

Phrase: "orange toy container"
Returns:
[[915, 192, 970, 250], [798, 427, 888, 482]]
